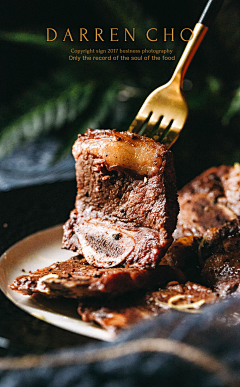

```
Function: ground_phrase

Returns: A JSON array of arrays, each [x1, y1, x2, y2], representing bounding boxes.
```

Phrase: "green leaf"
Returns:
[[56, 81, 122, 158], [222, 86, 240, 125], [0, 82, 95, 158], [0, 31, 67, 53]]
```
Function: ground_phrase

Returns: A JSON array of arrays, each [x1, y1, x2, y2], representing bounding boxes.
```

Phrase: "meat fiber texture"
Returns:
[[78, 281, 217, 332], [62, 129, 179, 269], [199, 216, 240, 297], [10, 256, 185, 298], [164, 217, 240, 298], [174, 164, 240, 239]]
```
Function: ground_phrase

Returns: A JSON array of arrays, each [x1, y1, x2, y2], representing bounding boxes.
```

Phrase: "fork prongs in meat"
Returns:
[[129, 79, 189, 149]]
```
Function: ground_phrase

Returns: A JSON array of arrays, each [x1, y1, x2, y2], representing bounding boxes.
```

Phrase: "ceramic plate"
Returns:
[[0, 225, 115, 341]]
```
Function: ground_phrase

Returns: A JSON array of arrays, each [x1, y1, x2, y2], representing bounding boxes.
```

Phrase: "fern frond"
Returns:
[[222, 86, 240, 125], [0, 82, 95, 158], [0, 31, 67, 53], [56, 81, 122, 157]]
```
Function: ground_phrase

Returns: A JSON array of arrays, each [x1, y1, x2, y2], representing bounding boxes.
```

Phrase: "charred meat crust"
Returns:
[[77, 281, 217, 332], [165, 215, 240, 299], [174, 165, 239, 239], [199, 217, 240, 297], [9, 255, 185, 298], [174, 193, 236, 239], [62, 129, 179, 269], [220, 163, 240, 216], [178, 166, 230, 199], [199, 217, 240, 261], [160, 235, 203, 283]]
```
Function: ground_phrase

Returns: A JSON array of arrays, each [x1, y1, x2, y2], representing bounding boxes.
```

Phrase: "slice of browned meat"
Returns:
[[174, 193, 236, 239], [178, 166, 230, 199], [220, 163, 240, 216], [202, 252, 240, 298], [62, 129, 179, 269], [10, 256, 185, 298], [78, 292, 155, 333], [160, 235, 202, 283], [77, 281, 217, 332], [174, 165, 238, 239], [199, 217, 240, 297]]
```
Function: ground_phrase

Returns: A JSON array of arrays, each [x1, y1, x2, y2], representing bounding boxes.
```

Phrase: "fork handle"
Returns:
[[171, 0, 225, 86], [198, 0, 225, 28]]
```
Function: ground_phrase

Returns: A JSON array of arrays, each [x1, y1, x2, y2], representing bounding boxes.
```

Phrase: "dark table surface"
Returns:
[[0, 179, 100, 357]]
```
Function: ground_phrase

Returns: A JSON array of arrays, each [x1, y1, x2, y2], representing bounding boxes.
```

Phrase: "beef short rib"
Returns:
[[10, 255, 184, 298], [78, 281, 217, 332], [199, 217, 240, 297], [174, 165, 239, 239], [62, 129, 179, 268]]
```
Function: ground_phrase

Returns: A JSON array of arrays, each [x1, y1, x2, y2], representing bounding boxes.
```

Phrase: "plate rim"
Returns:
[[0, 224, 116, 342]]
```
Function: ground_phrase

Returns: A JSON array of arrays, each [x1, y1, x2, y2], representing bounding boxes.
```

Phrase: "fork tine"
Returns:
[[160, 124, 181, 148], [143, 115, 163, 138], [129, 112, 152, 134], [143, 112, 173, 137], [153, 120, 174, 142], [128, 118, 143, 134]]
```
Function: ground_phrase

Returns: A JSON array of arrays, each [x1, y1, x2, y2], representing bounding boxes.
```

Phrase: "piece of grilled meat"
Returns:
[[10, 256, 185, 298], [63, 129, 179, 269], [78, 281, 217, 332], [199, 217, 240, 297], [174, 165, 239, 239]]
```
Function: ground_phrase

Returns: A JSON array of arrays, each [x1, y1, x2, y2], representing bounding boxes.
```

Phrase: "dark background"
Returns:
[[0, 0, 239, 190]]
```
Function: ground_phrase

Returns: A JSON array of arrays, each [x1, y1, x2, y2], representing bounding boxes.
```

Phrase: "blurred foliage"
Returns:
[[0, 0, 240, 187]]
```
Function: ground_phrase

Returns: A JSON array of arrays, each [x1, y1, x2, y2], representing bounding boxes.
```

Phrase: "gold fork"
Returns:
[[129, 0, 225, 148]]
